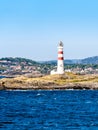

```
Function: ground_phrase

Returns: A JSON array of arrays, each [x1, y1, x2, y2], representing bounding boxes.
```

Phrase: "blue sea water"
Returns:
[[0, 76, 6, 79], [0, 90, 98, 130]]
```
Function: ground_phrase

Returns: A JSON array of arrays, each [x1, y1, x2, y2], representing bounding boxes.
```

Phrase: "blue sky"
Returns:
[[0, 0, 98, 61]]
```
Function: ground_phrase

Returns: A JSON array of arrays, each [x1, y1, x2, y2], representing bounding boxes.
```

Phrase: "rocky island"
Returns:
[[1, 57, 98, 90], [1, 72, 98, 90]]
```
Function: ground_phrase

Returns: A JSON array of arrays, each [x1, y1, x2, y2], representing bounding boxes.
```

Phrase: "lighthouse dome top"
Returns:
[[59, 41, 63, 47]]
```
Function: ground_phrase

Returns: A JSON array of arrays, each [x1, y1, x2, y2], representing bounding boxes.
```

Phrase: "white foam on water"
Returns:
[[85, 101, 92, 104], [37, 93, 41, 96]]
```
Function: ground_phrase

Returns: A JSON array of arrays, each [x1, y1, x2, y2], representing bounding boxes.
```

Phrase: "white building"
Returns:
[[50, 41, 64, 75]]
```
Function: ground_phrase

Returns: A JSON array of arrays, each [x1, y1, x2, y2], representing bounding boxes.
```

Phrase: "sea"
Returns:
[[0, 90, 98, 130]]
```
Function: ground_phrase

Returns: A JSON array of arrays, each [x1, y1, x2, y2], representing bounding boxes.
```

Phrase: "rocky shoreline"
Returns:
[[0, 82, 98, 90], [1, 73, 98, 90], [1, 83, 98, 90]]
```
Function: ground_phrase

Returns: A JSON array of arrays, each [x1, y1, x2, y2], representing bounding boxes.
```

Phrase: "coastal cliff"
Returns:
[[0, 73, 98, 90]]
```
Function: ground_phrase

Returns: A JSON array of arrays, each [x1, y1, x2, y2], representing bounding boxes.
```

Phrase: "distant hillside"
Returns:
[[0, 57, 42, 76], [0, 57, 54, 76], [81, 56, 98, 64], [1, 56, 98, 65], [41, 56, 98, 65], [0, 57, 39, 65], [1, 56, 98, 76]]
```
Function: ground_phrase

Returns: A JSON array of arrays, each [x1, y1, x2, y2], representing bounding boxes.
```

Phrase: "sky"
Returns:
[[0, 0, 98, 61]]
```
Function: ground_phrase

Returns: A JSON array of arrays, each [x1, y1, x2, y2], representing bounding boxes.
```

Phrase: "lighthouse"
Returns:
[[57, 41, 64, 74], [50, 41, 64, 75]]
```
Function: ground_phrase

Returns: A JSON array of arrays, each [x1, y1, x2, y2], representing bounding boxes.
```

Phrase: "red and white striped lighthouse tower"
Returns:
[[57, 41, 64, 74]]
